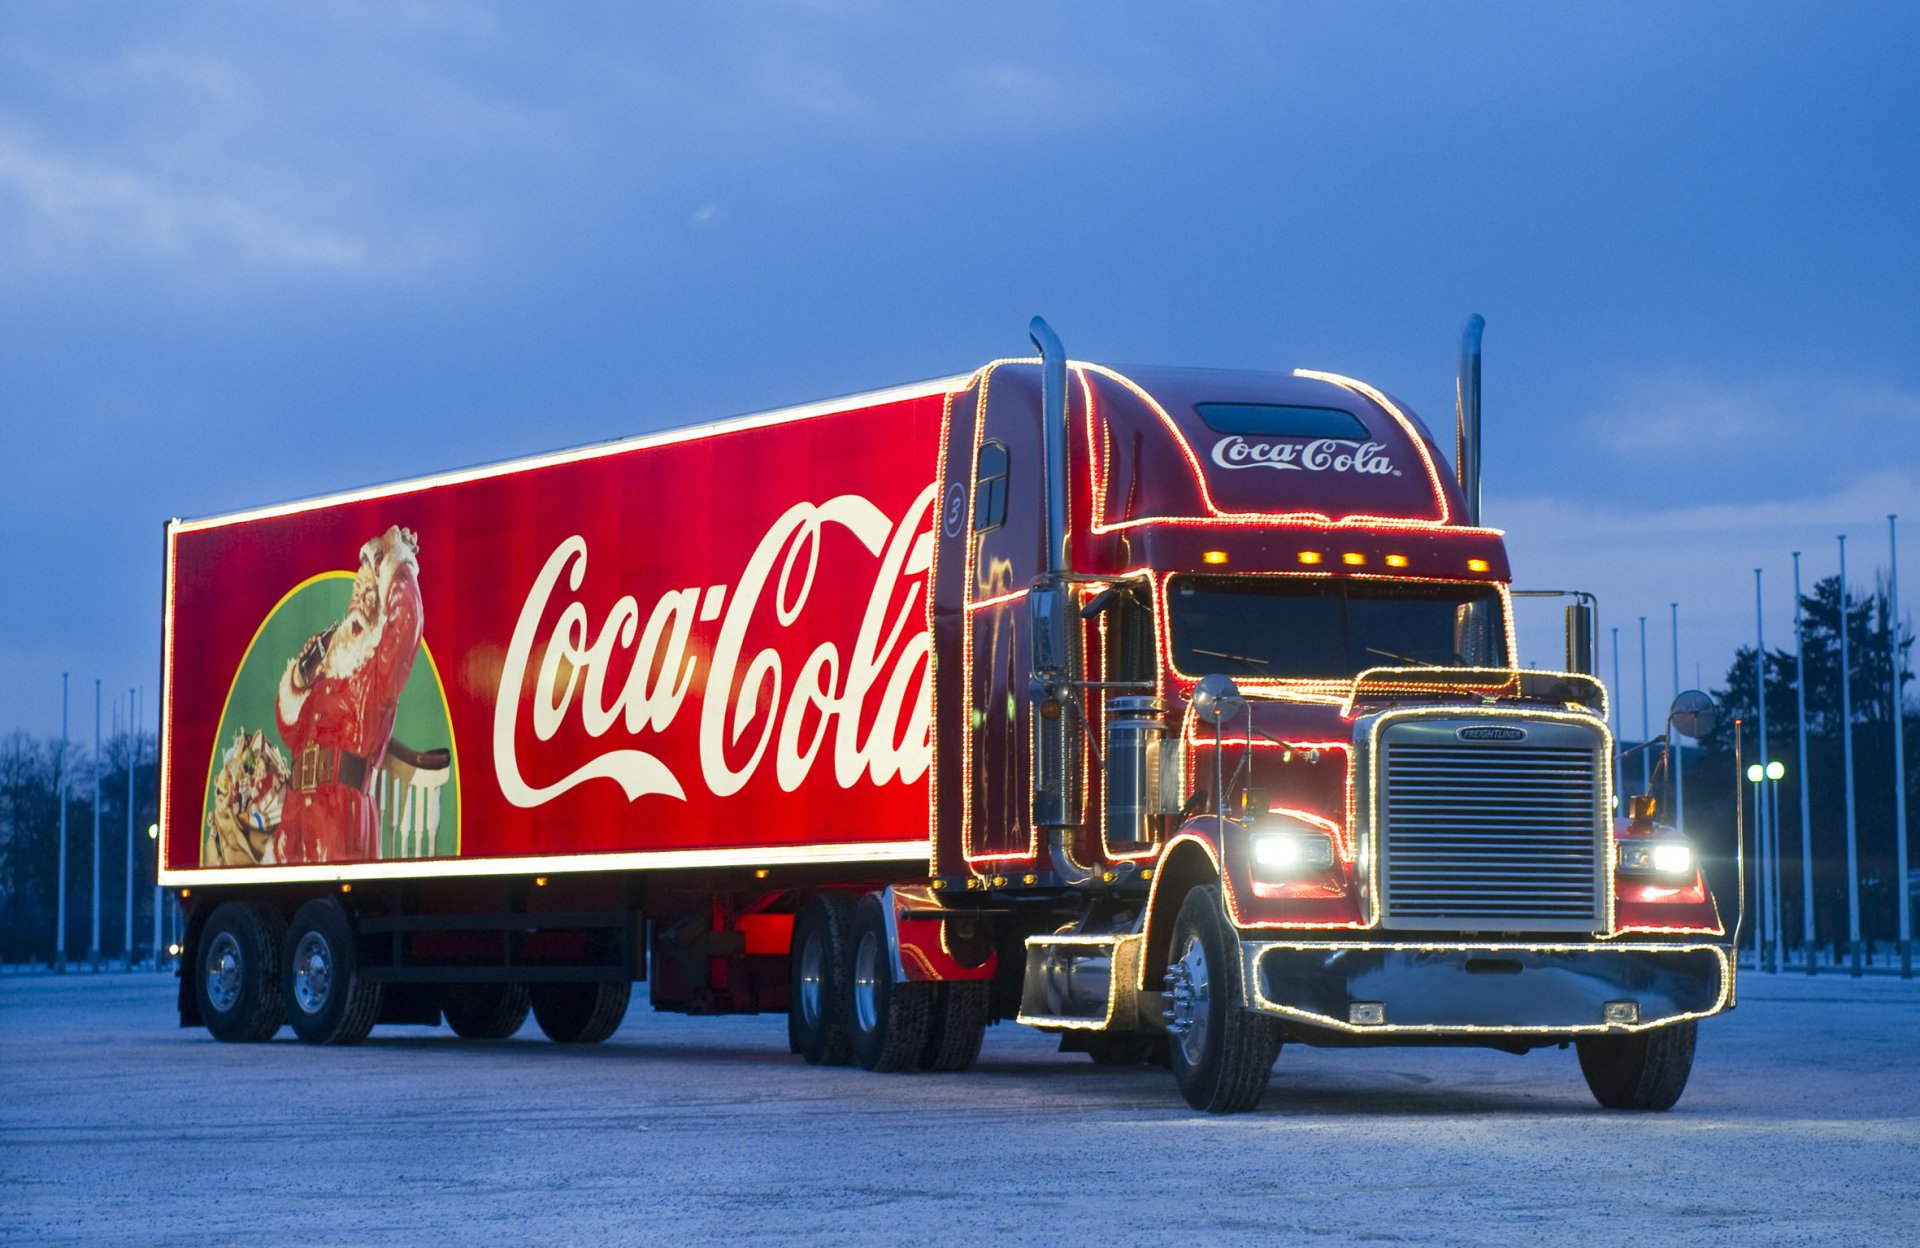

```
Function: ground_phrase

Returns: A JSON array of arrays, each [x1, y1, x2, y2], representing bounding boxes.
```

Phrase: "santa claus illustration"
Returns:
[[273, 526, 424, 863]]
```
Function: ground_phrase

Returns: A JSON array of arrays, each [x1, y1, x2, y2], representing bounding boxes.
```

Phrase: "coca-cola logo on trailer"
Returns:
[[1209, 435, 1398, 476], [494, 486, 937, 808]]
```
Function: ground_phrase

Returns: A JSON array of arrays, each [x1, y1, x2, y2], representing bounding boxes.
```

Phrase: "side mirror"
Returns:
[[1669, 690, 1720, 740]]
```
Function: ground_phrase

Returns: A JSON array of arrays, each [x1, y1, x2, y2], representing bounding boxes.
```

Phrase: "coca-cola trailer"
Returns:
[[159, 318, 1730, 1112]]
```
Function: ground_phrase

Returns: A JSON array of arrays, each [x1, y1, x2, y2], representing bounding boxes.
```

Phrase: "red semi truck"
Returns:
[[159, 318, 1730, 1112]]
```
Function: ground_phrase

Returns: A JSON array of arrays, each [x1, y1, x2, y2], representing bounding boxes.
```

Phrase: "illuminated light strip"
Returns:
[[172, 375, 974, 533], [925, 390, 959, 877], [966, 587, 1030, 612], [1077, 363, 1473, 532], [1363, 704, 1618, 935], [159, 838, 933, 888], [1340, 661, 1607, 724], [1014, 932, 1143, 1030], [158, 523, 181, 884], [1291, 369, 1450, 524], [1240, 941, 1732, 1035]]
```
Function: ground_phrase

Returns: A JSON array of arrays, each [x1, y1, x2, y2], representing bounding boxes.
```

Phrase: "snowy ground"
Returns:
[[3, 970, 1917, 1246]]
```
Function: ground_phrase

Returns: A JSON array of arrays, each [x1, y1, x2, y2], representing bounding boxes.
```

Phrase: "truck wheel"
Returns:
[[918, 980, 990, 1072], [284, 899, 383, 1045], [1164, 886, 1280, 1113], [847, 892, 934, 1072], [1577, 1020, 1697, 1110], [443, 983, 531, 1039], [531, 981, 630, 1044], [197, 901, 286, 1043], [788, 893, 854, 1066]]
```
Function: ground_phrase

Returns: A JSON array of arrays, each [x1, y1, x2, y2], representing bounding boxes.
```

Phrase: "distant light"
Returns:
[[1766, 760, 1785, 780], [166, 943, 183, 958], [1385, 554, 1409, 568], [1747, 764, 1764, 782], [1342, 552, 1366, 566], [1203, 550, 1229, 565], [146, 823, 159, 841], [1467, 558, 1490, 573], [1297, 551, 1324, 565]]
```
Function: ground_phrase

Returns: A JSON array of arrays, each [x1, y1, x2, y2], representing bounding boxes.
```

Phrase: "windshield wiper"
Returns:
[[1192, 647, 1270, 669], [1365, 646, 1460, 667]]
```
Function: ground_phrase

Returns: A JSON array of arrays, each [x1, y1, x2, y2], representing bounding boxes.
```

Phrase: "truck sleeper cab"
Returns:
[[164, 317, 1729, 1114]]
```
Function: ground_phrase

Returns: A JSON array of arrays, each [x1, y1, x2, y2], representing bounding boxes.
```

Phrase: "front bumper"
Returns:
[[1241, 940, 1732, 1036]]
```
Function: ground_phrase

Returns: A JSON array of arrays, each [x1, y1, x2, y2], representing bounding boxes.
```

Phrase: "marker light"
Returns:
[[1297, 551, 1324, 565], [147, 823, 159, 841], [1746, 764, 1763, 782], [1203, 550, 1229, 565], [1342, 552, 1366, 566], [1250, 830, 1336, 877], [1766, 760, 1785, 780], [1385, 554, 1409, 568], [1467, 558, 1490, 573]]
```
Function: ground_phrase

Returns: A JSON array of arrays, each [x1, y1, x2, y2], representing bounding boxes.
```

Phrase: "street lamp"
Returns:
[[1747, 762, 1767, 970], [1764, 760, 1785, 969]]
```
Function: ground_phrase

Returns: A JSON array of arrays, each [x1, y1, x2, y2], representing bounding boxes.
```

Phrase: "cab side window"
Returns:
[[974, 440, 1008, 531]]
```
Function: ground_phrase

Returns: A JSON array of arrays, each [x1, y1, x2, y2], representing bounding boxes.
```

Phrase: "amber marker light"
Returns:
[[1342, 552, 1366, 566], [535, 876, 549, 886], [754, 869, 770, 879], [340, 883, 352, 894], [1385, 554, 1409, 568], [1298, 551, 1324, 565], [1467, 558, 1490, 573], [1202, 550, 1229, 565]]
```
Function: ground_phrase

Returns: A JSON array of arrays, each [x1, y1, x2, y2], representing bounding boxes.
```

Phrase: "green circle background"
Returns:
[[202, 573, 459, 864]]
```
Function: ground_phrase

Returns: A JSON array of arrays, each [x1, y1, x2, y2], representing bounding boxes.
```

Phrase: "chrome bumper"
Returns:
[[1239, 940, 1733, 1036]]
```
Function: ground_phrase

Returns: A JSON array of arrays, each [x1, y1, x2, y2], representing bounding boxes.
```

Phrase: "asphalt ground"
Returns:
[[4, 969, 1917, 1246]]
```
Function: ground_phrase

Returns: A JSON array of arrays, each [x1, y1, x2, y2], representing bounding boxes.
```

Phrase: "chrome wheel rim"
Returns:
[[205, 932, 243, 1014], [852, 930, 881, 1034], [798, 931, 825, 1029], [1167, 933, 1212, 1067], [292, 931, 334, 1015]]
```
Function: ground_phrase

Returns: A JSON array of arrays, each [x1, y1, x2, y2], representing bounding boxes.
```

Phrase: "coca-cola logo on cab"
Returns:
[[1209, 435, 1397, 476], [493, 486, 937, 808]]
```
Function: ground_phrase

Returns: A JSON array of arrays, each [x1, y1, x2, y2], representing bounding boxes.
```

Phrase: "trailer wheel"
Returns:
[[197, 901, 286, 1043], [847, 892, 934, 1072], [1164, 886, 1280, 1113], [1577, 1019, 1697, 1111], [918, 981, 990, 1072], [443, 983, 531, 1040], [284, 899, 383, 1045], [787, 893, 854, 1066], [531, 981, 630, 1044]]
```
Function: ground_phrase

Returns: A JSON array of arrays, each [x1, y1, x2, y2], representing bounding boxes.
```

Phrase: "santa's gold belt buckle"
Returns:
[[297, 743, 322, 792]]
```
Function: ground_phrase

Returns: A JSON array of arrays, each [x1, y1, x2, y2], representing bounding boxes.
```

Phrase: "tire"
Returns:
[[1164, 886, 1280, 1113], [848, 892, 935, 1072], [788, 893, 855, 1066], [197, 901, 286, 1043], [443, 983, 531, 1040], [1577, 1020, 1697, 1111], [284, 899, 384, 1046], [918, 980, 990, 1072], [531, 981, 630, 1044]]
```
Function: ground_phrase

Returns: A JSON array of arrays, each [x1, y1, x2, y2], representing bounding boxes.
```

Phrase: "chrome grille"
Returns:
[[1380, 728, 1605, 932]]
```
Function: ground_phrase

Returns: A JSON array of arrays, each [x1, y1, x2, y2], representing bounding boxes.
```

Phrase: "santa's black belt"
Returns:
[[294, 744, 371, 793]]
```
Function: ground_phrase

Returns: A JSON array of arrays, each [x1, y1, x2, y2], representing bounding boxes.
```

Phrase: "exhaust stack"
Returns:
[[1456, 314, 1485, 526], [1029, 316, 1071, 575]]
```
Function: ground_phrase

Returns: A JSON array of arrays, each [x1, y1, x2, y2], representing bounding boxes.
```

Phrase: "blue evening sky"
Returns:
[[2, 3, 1914, 740]]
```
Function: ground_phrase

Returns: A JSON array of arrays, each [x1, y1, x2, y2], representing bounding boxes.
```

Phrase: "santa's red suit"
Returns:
[[274, 531, 423, 864]]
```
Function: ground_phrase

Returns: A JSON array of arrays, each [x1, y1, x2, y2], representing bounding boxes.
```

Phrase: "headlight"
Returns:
[[1250, 829, 1335, 877], [1619, 840, 1693, 877]]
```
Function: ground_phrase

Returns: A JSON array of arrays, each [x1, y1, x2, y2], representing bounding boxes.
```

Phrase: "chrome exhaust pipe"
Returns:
[[1029, 316, 1071, 577], [1456, 314, 1484, 526]]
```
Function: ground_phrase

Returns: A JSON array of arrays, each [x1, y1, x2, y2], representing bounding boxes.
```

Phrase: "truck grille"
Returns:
[[1379, 731, 1606, 933]]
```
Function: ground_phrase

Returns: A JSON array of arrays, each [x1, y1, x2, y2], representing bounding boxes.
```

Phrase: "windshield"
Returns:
[[1168, 575, 1508, 679]]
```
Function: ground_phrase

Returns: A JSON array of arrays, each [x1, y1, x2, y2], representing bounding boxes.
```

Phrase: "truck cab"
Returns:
[[910, 324, 1728, 1111]]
